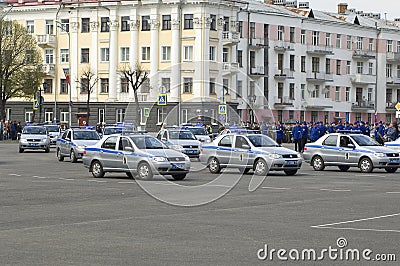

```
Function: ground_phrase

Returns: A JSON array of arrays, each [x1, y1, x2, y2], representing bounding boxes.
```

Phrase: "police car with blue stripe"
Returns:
[[156, 127, 201, 158], [200, 133, 302, 176], [384, 138, 400, 152], [56, 127, 101, 163], [82, 133, 191, 180], [303, 132, 400, 173]]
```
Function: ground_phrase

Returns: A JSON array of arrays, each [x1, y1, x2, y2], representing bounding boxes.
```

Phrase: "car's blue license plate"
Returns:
[[286, 160, 297, 165], [186, 150, 196, 154], [171, 163, 184, 169], [29, 143, 39, 147], [389, 159, 399, 163]]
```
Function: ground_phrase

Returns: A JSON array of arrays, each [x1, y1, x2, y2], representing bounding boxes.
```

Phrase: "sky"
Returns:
[[306, 0, 400, 20]]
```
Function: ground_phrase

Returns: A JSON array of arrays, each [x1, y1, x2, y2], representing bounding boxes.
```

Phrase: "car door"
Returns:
[[233, 136, 251, 167], [338, 136, 358, 165], [116, 137, 135, 171], [61, 130, 71, 155], [216, 135, 234, 166], [320, 135, 338, 163], [99, 136, 118, 169]]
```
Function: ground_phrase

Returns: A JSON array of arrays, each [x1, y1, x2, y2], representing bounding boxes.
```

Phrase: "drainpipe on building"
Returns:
[[375, 22, 380, 123]]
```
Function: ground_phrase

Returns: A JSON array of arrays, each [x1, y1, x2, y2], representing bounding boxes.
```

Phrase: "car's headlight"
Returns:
[[171, 144, 184, 150], [153, 157, 167, 162], [76, 145, 86, 150], [20, 139, 28, 143], [269, 154, 282, 159], [374, 152, 385, 157], [184, 155, 190, 161]]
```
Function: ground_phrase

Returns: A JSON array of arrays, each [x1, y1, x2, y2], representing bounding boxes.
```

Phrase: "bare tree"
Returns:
[[76, 67, 98, 126], [119, 63, 149, 129], [0, 19, 44, 120]]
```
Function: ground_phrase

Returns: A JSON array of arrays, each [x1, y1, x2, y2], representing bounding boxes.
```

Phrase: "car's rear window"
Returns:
[[73, 131, 100, 140]]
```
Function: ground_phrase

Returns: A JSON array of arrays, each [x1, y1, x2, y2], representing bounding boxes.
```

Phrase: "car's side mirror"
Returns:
[[242, 144, 251, 150], [347, 143, 355, 149], [124, 146, 133, 152]]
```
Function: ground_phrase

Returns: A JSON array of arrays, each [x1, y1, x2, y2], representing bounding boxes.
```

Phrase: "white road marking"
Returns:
[[320, 189, 351, 192], [33, 176, 47, 179], [58, 178, 74, 181], [88, 180, 107, 183], [312, 226, 400, 233], [8, 174, 21, 177], [312, 213, 400, 228], [386, 192, 400, 194], [117, 181, 136, 184], [356, 174, 379, 177], [261, 186, 291, 190]]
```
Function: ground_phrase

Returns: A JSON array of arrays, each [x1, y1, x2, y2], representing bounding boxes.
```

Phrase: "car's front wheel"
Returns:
[[208, 157, 221, 174], [359, 157, 373, 173], [91, 161, 105, 178], [385, 167, 397, 173], [137, 162, 153, 180], [57, 149, 64, 162], [254, 159, 268, 176], [312, 156, 325, 171], [172, 174, 186, 180], [284, 170, 297, 176], [19, 147, 24, 153], [338, 166, 350, 172], [44, 147, 50, 153], [70, 150, 77, 163]]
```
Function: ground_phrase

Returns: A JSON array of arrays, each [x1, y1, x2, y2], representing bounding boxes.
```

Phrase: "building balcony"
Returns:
[[386, 52, 400, 62], [386, 77, 400, 87], [352, 50, 376, 60], [36, 34, 56, 47], [303, 98, 333, 109], [274, 96, 294, 108], [274, 41, 294, 52], [306, 45, 334, 55], [249, 38, 267, 49], [351, 101, 375, 110], [222, 62, 239, 76], [306, 72, 333, 83], [249, 66, 265, 77], [42, 64, 55, 76], [274, 68, 294, 79], [350, 74, 376, 85], [222, 31, 239, 45]]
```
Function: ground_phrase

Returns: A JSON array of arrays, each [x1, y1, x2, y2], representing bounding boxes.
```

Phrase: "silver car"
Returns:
[[200, 133, 302, 176], [82, 134, 191, 180], [384, 138, 400, 152], [185, 126, 211, 142], [156, 128, 201, 158], [56, 128, 101, 163], [43, 125, 61, 145], [303, 133, 400, 173], [19, 126, 50, 153]]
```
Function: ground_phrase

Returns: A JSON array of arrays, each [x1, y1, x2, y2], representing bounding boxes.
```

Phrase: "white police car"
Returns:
[[156, 128, 201, 158], [56, 127, 101, 163], [43, 124, 61, 145], [184, 125, 211, 142], [384, 138, 400, 152], [19, 126, 51, 153]]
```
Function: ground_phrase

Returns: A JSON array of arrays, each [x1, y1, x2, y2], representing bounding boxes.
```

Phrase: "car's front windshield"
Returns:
[[247, 135, 279, 147], [351, 134, 381, 146], [130, 136, 168, 149], [23, 127, 47, 135], [169, 131, 196, 140], [44, 126, 59, 132], [73, 131, 100, 140], [103, 127, 123, 135], [188, 128, 208, 135]]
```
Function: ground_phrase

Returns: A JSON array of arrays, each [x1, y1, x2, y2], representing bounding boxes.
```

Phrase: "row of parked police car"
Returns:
[[17, 123, 400, 180]]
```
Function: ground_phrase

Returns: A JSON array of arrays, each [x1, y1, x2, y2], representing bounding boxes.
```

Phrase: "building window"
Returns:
[[80, 78, 89, 93], [368, 88, 373, 102], [100, 78, 109, 93], [59, 49, 69, 64], [60, 109, 68, 123], [325, 58, 331, 74], [161, 78, 170, 93], [237, 50, 243, 67], [157, 108, 167, 125], [140, 80, 150, 93], [301, 84, 305, 100], [81, 18, 90, 33], [311, 111, 318, 122], [346, 61, 351, 74], [121, 16, 130, 31], [336, 60, 341, 75], [141, 47, 150, 61], [222, 47, 229, 63], [345, 87, 350, 102], [289, 83, 295, 100], [336, 34, 341, 48], [326, 33, 331, 46], [312, 31, 319, 46], [278, 25, 284, 41], [100, 47, 109, 62], [81, 48, 89, 63], [210, 15, 217, 31], [43, 79, 52, 93], [209, 78, 216, 94], [369, 62, 374, 75], [161, 46, 171, 62], [387, 40, 393, 52], [184, 14, 193, 29], [162, 15, 171, 30], [324, 86, 330, 98], [237, 80, 243, 98], [44, 49, 54, 64], [301, 30, 305, 44], [120, 47, 129, 62], [25, 110, 33, 122], [116, 109, 125, 123], [346, 36, 352, 49], [183, 77, 193, 93], [386, 64, 393, 77], [60, 79, 68, 94], [98, 109, 105, 124], [120, 78, 128, 93], [45, 20, 53, 34], [289, 55, 295, 71], [142, 16, 150, 31], [183, 46, 193, 61], [250, 22, 256, 39], [26, 20, 34, 33], [181, 109, 188, 124], [356, 36, 363, 50], [301, 56, 306, 72], [312, 57, 320, 73], [209, 46, 216, 61], [357, 62, 364, 74], [369, 39, 374, 51], [335, 86, 340, 101], [397, 41, 400, 53], [44, 108, 53, 122], [223, 17, 229, 31], [289, 27, 295, 43], [101, 17, 110, 32], [60, 19, 69, 33], [311, 85, 320, 98]]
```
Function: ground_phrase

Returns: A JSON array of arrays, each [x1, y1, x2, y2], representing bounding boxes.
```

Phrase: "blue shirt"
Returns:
[[301, 125, 308, 139], [276, 125, 285, 140], [292, 125, 301, 140]]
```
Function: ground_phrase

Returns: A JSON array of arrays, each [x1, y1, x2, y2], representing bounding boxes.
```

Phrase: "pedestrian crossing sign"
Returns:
[[33, 99, 39, 111], [157, 94, 167, 106], [218, 104, 227, 115]]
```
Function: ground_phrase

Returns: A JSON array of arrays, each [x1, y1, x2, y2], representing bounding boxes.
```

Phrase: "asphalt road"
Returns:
[[0, 142, 399, 265]]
